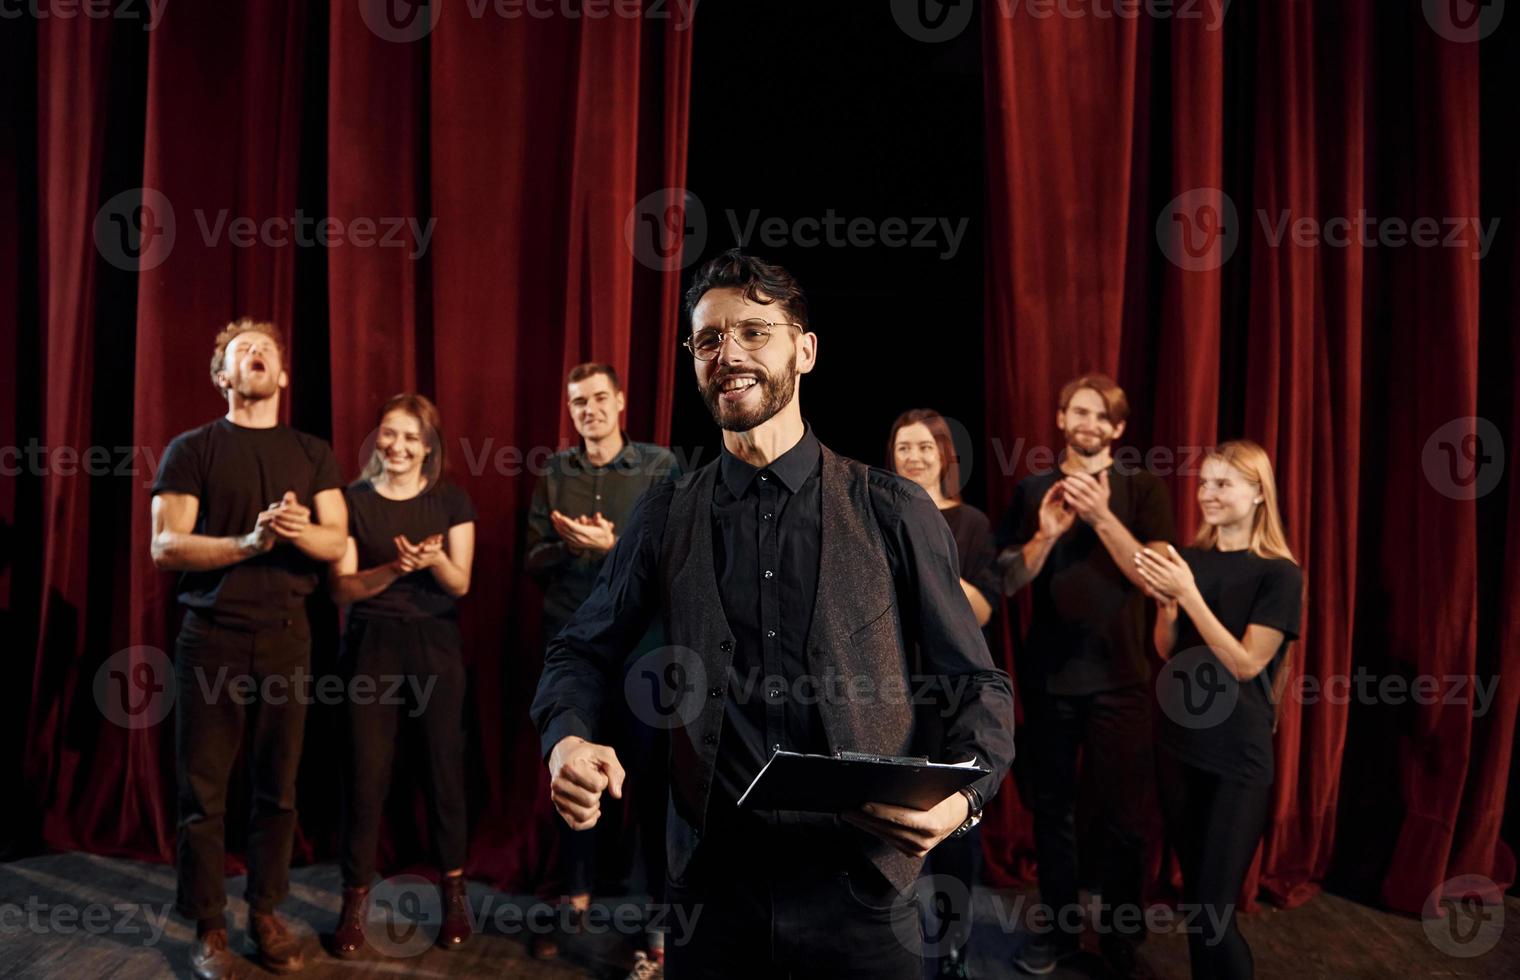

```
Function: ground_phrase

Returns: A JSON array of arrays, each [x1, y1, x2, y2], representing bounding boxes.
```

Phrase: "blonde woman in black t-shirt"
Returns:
[[1134, 440, 1303, 980], [325, 394, 478, 958]]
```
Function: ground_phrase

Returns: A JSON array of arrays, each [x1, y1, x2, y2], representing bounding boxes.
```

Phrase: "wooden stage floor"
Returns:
[[1, 851, 1515, 978]]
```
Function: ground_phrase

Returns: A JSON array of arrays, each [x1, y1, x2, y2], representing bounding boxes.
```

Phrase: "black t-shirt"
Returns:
[[1156, 548, 1304, 785], [941, 503, 1000, 610], [151, 417, 343, 628], [998, 466, 1174, 694], [344, 478, 477, 621]]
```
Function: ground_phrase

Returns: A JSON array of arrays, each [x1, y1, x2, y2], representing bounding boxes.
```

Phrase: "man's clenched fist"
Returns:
[[547, 736, 626, 831]]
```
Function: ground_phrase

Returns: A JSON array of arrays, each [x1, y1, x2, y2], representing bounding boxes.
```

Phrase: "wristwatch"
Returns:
[[949, 786, 983, 839]]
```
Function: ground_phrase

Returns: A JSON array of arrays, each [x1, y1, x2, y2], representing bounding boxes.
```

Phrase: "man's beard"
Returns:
[[230, 372, 280, 400], [701, 355, 797, 432], [1066, 429, 1110, 458]]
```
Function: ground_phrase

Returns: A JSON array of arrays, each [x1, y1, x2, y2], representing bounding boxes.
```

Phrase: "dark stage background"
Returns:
[[3, 0, 1517, 924]]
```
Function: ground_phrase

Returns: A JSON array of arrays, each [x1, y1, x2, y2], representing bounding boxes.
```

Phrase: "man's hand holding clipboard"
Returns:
[[842, 793, 971, 860]]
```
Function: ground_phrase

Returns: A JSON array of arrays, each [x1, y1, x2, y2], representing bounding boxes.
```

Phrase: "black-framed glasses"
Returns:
[[681, 319, 800, 361]]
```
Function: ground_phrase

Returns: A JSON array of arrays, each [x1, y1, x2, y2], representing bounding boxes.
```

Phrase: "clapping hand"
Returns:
[[550, 509, 616, 558], [393, 533, 444, 574], [1133, 544, 1194, 609], [1037, 481, 1076, 539]]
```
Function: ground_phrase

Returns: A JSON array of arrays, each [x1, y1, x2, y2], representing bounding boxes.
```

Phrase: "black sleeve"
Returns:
[[994, 478, 1034, 551], [959, 508, 1002, 607], [447, 483, 477, 526], [342, 484, 361, 535], [879, 481, 1017, 810], [1132, 472, 1176, 544], [1250, 561, 1304, 641], [151, 431, 204, 498], [309, 438, 344, 496], [529, 479, 673, 758], [524, 470, 570, 580]]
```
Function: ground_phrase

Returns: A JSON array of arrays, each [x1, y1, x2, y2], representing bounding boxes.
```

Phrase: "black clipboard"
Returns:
[[736, 749, 989, 813]]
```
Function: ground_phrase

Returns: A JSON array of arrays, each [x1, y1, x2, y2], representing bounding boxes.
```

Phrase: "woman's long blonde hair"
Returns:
[[1193, 440, 1298, 564]]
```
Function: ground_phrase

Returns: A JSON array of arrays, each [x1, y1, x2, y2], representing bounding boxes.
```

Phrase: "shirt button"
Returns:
[[760, 473, 769, 481], [697, 778, 709, 792], [709, 686, 724, 699], [763, 570, 774, 579], [720, 640, 734, 653], [763, 512, 773, 521], [767, 687, 782, 699], [704, 734, 718, 745], [766, 629, 777, 638]]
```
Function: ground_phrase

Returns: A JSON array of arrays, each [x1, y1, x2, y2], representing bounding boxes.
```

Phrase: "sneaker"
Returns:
[[626, 950, 664, 979], [189, 928, 241, 980], [247, 912, 305, 974], [1013, 935, 1077, 976]]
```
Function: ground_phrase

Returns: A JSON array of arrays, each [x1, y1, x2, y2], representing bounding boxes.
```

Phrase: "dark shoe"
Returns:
[[530, 931, 561, 960], [331, 886, 370, 959], [247, 912, 305, 974], [189, 928, 241, 980], [1013, 935, 1077, 976], [437, 874, 472, 949]]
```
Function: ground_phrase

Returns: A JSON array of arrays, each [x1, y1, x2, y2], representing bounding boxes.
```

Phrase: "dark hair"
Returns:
[[683, 248, 809, 328], [359, 392, 447, 486], [567, 362, 621, 392], [888, 409, 963, 503], [210, 318, 285, 391]]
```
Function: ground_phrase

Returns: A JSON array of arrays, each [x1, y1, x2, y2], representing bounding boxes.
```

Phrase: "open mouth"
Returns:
[[249, 357, 267, 373], [717, 375, 759, 403]]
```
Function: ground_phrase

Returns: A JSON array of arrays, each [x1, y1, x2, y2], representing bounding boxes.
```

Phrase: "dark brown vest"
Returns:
[[657, 444, 925, 892]]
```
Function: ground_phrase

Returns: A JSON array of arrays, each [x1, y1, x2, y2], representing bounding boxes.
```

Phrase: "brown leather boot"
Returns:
[[189, 927, 241, 980], [247, 911, 305, 974], [331, 886, 370, 959], [437, 873, 472, 949]]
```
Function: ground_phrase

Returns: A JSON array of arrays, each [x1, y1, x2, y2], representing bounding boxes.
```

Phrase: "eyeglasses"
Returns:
[[681, 319, 800, 361]]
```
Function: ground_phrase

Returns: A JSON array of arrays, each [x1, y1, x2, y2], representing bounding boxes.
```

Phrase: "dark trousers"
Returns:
[[1156, 751, 1271, 980], [925, 825, 980, 957], [1025, 683, 1154, 950], [174, 612, 310, 924], [339, 616, 468, 887], [664, 828, 922, 980]]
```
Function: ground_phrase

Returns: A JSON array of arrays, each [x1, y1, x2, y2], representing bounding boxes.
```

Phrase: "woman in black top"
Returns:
[[889, 409, 1000, 980], [326, 394, 478, 957], [1134, 440, 1303, 980]]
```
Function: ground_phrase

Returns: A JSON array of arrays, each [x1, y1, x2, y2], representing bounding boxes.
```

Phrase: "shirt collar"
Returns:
[[569, 434, 639, 471], [719, 423, 821, 498]]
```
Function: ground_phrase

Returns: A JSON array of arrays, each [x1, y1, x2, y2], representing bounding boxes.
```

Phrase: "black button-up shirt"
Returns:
[[710, 425, 827, 816], [532, 424, 1011, 843]]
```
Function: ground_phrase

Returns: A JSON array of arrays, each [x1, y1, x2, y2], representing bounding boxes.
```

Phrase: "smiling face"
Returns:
[[217, 330, 286, 401], [1197, 456, 1259, 530], [1057, 386, 1124, 458], [567, 371, 625, 443], [893, 421, 943, 497], [374, 409, 427, 481], [690, 287, 816, 433]]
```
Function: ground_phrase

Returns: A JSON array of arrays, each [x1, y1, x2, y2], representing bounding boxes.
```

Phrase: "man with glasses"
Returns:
[[530, 249, 1016, 979], [525, 362, 677, 966]]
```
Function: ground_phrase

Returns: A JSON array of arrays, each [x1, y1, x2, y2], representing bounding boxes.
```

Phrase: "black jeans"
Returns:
[[174, 612, 310, 924], [664, 826, 922, 980], [1156, 751, 1271, 980], [339, 616, 468, 886], [1025, 683, 1154, 950]]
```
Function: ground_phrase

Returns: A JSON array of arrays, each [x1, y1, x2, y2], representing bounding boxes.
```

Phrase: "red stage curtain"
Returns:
[[981, 0, 1518, 915], [12, 2, 691, 891]]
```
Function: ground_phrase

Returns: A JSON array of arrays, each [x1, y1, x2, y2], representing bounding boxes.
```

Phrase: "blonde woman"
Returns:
[[1133, 440, 1303, 980]]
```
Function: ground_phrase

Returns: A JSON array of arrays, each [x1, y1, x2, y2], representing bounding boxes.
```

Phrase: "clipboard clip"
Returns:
[[833, 750, 930, 765]]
